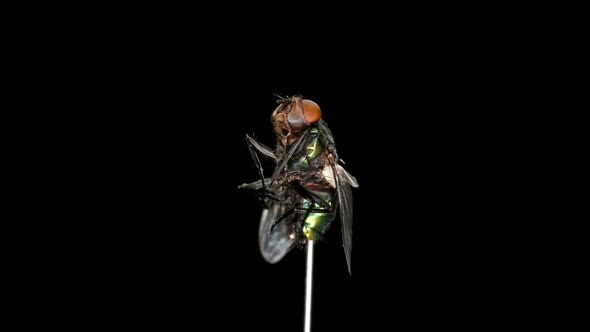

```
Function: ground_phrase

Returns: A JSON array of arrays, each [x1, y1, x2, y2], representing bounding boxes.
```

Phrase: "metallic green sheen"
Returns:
[[300, 197, 334, 241], [305, 128, 323, 160], [303, 211, 334, 240], [289, 128, 324, 171], [288, 127, 335, 241]]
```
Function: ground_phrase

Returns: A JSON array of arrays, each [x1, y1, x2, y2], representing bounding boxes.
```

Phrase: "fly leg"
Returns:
[[246, 134, 276, 161], [268, 128, 311, 187], [238, 178, 281, 204], [269, 207, 295, 233], [243, 134, 280, 206], [245, 134, 270, 189], [292, 182, 333, 211], [268, 180, 327, 233], [269, 205, 326, 242], [238, 178, 270, 190], [267, 177, 315, 233]]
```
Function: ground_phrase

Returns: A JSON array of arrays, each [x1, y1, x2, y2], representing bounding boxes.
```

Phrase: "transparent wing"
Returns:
[[258, 200, 297, 264], [334, 164, 358, 275]]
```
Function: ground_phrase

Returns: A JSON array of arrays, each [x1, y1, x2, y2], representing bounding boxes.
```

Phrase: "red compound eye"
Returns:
[[301, 99, 321, 124], [287, 97, 322, 131]]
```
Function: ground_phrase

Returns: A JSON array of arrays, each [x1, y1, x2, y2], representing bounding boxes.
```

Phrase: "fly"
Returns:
[[239, 95, 359, 273]]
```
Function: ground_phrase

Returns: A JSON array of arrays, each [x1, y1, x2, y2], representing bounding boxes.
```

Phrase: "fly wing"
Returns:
[[334, 164, 359, 275], [258, 201, 297, 264]]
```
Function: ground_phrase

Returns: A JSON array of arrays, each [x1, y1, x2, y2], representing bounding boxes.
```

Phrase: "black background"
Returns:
[[1, 81, 588, 331]]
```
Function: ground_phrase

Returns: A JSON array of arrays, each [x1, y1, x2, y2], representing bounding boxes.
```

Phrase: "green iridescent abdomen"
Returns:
[[303, 203, 335, 241]]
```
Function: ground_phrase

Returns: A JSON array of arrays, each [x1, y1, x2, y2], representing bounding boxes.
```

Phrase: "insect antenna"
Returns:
[[273, 93, 288, 103]]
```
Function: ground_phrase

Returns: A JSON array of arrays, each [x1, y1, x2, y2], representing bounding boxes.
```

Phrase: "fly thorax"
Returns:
[[287, 128, 324, 171]]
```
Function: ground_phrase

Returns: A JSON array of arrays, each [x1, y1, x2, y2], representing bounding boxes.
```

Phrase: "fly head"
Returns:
[[271, 95, 322, 147]]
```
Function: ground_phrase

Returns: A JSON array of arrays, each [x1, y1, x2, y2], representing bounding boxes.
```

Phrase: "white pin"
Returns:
[[304, 240, 314, 332]]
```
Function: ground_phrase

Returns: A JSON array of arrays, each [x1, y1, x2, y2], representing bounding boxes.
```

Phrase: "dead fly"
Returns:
[[240, 94, 358, 271]]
